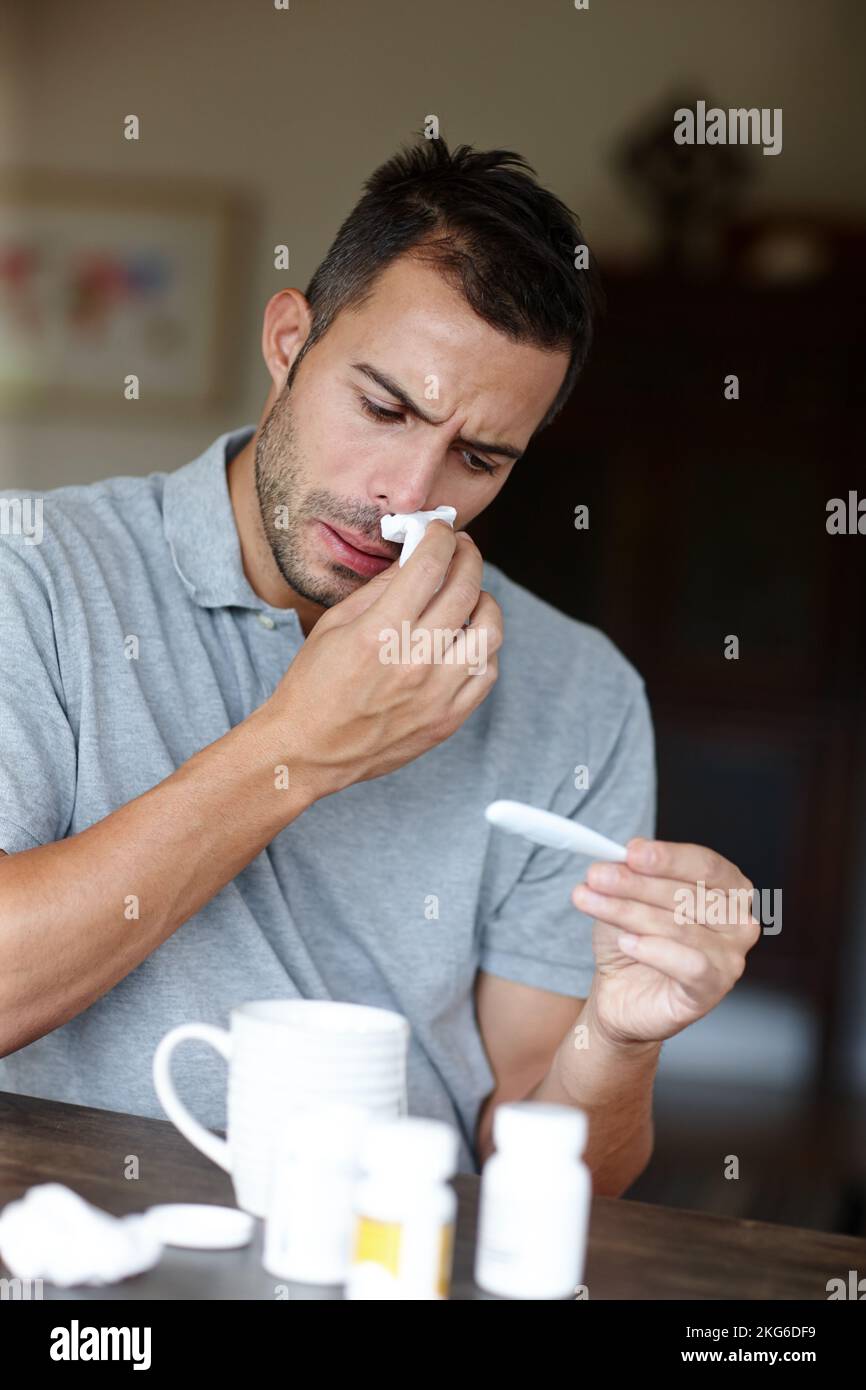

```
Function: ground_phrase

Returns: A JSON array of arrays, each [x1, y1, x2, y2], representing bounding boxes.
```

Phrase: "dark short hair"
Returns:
[[293, 135, 603, 433]]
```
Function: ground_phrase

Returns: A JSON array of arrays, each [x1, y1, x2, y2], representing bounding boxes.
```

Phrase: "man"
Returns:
[[0, 138, 758, 1192]]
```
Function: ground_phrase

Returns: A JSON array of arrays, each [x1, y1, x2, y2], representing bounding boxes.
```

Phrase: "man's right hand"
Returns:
[[0, 526, 505, 1055], [256, 522, 502, 801]]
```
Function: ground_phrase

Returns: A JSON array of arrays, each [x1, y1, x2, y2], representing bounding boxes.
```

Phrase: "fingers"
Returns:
[[452, 647, 499, 716], [583, 860, 758, 933], [421, 597, 500, 708], [585, 862, 695, 915], [573, 883, 683, 939], [576, 870, 758, 945], [604, 927, 730, 1005], [324, 557, 400, 627], [464, 589, 504, 659], [626, 838, 749, 893], [439, 591, 503, 695], [352, 521, 500, 725], [421, 529, 483, 633], [365, 527, 502, 682], [367, 520, 459, 628]]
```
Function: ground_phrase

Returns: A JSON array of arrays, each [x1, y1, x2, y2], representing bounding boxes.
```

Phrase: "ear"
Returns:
[[261, 289, 312, 395]]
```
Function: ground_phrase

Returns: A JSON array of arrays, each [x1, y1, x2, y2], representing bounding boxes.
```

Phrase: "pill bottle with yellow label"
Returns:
[[346, 1116, 458, 1301]]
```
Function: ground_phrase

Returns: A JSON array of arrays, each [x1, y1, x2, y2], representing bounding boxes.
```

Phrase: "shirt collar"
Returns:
[[163, 424, 289, 614]]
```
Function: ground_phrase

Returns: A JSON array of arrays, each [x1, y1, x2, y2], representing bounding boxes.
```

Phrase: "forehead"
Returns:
[[327, 253, 569, 429]]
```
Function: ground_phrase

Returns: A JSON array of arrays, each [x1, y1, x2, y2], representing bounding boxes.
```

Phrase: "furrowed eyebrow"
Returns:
[[351, 360, 524, 462]]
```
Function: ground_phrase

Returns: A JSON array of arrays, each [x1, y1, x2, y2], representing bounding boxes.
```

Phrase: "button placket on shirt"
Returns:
[[249, 607, 303, 705]]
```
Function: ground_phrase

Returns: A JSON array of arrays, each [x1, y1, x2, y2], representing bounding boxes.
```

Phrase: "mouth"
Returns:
[[315, 520, 397, 577]]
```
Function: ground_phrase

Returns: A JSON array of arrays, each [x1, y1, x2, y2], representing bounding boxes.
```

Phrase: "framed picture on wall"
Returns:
[[0, 171, 239, 412]]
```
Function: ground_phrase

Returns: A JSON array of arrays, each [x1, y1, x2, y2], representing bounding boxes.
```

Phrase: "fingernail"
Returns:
[[630, 839, 657, 868], [574, 886, 605, 912], [589, 863, 618, 889], [618, 934, 639, 952]]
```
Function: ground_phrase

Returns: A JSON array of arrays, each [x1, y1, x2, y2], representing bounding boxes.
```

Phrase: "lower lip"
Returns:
[[316, 521, 393, 577]]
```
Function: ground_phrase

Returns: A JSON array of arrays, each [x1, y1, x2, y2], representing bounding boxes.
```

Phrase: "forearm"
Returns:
[[478, 994, 661, 1196], [532, 999, 659, 1196], [0, 705, 317, 1055]]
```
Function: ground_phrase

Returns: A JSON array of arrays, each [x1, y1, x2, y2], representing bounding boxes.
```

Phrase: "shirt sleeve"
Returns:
[[0, 535, 77, 854], [479, 678, 657, 998]]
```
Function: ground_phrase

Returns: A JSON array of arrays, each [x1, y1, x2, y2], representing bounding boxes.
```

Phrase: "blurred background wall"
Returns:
[[1, 0, 864, 1235]]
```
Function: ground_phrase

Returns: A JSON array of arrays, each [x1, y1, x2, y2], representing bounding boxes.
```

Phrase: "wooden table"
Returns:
[[1, 1091, 863, 1300]]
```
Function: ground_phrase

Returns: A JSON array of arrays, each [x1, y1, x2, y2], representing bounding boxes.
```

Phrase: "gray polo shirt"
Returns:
[[0, 426, 655, 1172]]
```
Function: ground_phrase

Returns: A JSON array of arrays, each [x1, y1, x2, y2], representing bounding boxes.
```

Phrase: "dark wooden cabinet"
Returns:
[[471, 268, 866, 1094]]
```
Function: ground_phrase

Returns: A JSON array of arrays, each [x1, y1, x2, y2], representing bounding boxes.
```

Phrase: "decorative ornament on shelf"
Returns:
[[615, 90, 753, 276]]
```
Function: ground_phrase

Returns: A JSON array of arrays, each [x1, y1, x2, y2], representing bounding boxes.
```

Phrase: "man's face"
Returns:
[[255, 253, 569, 608]]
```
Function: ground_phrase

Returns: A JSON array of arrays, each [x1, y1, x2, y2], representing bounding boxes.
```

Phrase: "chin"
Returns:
[[302, 560, 361, 608]]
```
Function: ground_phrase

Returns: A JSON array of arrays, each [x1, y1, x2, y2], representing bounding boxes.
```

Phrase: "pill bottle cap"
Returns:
[[493, 1102, 588, 1158], [359, 1116, 459, 1180], [144, 1204, 254, 1250]]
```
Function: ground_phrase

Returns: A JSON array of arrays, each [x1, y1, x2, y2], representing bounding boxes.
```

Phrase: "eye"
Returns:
[[359, 395, 403, 424], [459, 450, 496, 477], [359, 394, 498, 477]]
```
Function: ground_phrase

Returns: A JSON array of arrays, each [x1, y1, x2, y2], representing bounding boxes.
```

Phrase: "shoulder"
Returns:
[[0, 471, 167, 589], [479, 561, 655, 820], [481, 558, 646, 712]]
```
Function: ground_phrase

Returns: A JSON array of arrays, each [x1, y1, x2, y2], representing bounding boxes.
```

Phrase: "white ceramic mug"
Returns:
[[153, 1000, 410, 1216]]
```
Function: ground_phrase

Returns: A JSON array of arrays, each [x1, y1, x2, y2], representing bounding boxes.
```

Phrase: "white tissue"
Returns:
[[0, 1183, 162, 1286], [381, 506, 457, 566]]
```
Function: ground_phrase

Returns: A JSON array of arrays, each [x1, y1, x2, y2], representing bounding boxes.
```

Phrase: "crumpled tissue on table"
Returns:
[[0, 1182, 162, 1286]]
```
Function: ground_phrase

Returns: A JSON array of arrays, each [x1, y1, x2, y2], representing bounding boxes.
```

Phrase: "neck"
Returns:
[[226, 434, 324, 637]]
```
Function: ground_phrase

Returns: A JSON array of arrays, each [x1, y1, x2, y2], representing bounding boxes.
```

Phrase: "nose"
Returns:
[[368, 445, 444, 516]]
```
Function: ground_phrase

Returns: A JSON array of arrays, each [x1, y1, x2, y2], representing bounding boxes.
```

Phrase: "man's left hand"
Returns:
[[571, 839, 761, 1049]]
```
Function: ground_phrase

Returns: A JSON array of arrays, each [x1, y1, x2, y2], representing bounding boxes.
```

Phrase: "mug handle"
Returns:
[[152, 1023, 233, 1172]]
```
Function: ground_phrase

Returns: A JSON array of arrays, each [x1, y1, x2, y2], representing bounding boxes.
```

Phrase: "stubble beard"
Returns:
[[254, 386, 385, 609]]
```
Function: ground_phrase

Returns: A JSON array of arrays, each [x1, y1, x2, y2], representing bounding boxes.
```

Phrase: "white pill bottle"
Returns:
[[474, 1102, 591, 1300]]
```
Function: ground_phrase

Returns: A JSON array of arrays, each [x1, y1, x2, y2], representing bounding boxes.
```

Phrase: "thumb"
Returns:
[[322, 560, 400, 628]]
